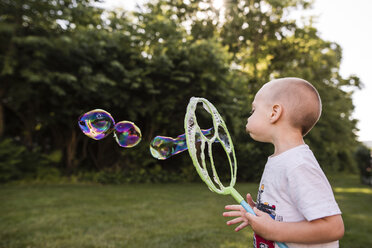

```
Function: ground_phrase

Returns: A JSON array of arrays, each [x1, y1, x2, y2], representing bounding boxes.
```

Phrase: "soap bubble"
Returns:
[[114, 121, 142, 148], [78, 109, 142, 148], [150, 136, 186, 160], [150, 128, 214, 160], [78, 109, 115, 140]]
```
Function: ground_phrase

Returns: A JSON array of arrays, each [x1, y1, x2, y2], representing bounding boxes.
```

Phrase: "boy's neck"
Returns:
[[271, 130, 305, 156]]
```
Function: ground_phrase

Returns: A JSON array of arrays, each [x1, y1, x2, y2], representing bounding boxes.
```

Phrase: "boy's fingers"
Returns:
[[245, 212, 256, 223], [235, 222, 249, 232], [225, 205, 243, 210], [246, 193, 256, 207], [223, 211, 242, 217], [226, 217, 243, 225]]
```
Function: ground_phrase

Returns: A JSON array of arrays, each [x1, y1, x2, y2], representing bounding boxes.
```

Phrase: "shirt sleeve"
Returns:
[[287, 163, 341, 221]]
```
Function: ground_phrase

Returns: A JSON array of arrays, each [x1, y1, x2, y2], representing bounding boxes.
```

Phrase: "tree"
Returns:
[[0, 0, 363, 182], [354, 145, 372, 185]]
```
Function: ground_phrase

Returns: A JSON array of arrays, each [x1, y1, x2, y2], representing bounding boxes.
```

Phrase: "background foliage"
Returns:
[[0, 0, 364, 183]]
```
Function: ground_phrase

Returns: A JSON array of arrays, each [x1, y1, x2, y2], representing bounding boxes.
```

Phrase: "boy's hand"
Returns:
[[245, 207, 278, 240], [222, 193, 256, 232]]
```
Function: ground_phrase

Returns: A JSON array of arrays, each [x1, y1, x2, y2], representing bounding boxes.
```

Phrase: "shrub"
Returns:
[[0, 139, 61, 183]]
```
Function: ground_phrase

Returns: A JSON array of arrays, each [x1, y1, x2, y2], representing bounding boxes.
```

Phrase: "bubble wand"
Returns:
[[184, 97, 288, 248]]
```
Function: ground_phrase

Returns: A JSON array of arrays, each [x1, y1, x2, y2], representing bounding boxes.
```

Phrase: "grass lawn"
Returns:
[[1, 173, 371, 248]]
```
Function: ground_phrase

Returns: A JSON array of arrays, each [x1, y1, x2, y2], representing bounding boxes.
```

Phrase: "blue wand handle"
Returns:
[[240, 200, 289, 248], [240, 200, 256, 215]]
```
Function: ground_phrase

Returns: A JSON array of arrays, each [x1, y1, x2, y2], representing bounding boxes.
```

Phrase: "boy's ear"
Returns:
[[270, 104, 282, 123]]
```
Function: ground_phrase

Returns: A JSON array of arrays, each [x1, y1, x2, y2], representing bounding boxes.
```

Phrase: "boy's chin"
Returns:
[[249, 133, 268, 143], [248, 132, 259, 141]]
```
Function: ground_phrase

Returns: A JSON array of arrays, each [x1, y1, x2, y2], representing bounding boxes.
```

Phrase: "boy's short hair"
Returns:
[[270, 78, 322, 136]]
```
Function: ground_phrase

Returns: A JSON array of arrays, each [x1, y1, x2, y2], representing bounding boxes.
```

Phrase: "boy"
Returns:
[[223, 78, 344, 247]]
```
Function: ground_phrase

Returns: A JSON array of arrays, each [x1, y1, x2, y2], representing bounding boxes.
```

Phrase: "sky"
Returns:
[[308, 0, 372, 142], [99, 0, 372, 142]]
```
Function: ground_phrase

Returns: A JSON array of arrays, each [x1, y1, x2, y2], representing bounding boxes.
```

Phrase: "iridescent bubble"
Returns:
[[150, 136, 185, 160], [78, 109, 115, 140], [78, 109, 142, 148], [114, 121, 142, 148], [150, 128, 214, 160]]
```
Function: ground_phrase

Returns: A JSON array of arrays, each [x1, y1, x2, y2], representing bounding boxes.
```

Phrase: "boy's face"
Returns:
[[245, 85, 272, 142]]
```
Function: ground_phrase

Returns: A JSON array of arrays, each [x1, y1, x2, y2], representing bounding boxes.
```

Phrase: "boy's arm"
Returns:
[[246, 207, 344, 243]]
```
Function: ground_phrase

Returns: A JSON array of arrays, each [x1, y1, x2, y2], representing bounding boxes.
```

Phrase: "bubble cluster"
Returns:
[[78, 109, 141, 148], [150, 128, 213, 160]]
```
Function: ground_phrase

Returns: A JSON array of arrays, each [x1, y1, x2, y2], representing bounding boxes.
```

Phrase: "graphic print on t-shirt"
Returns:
[[253, 184, 283, 248], [257, 184, 277, 219]]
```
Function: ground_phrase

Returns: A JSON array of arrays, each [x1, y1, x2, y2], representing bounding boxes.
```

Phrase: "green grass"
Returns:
[[328, 173, 372, 247], [1, 173, 371, 248]]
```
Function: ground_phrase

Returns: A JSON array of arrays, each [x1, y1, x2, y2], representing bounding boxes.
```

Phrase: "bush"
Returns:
[[76, 165, 189, 184], [0, 139, 61, 183], [354, 145, 372, 185]]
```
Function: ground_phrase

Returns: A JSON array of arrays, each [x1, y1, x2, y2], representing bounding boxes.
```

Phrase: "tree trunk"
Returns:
[[0, 102, 3, 138], [66, 129, 78, 172]]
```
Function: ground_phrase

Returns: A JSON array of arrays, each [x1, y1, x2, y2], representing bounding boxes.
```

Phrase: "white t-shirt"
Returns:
[[254, 144, 341, 248]]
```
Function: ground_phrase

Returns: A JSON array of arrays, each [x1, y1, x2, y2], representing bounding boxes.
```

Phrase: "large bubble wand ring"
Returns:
[[184, 97, 288, 248]]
